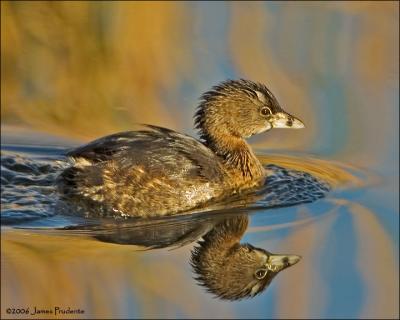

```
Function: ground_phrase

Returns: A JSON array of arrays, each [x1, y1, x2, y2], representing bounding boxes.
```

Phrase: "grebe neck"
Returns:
[[203, 133, 265, 180]]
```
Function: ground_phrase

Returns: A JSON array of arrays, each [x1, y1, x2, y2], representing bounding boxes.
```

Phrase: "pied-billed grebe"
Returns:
[[191, 215, 301, 300], [57, 79, 304, 217]]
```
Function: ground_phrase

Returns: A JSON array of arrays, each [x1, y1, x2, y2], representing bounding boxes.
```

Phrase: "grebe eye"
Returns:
[[255, 269, 267, 279], [260, 107, 272, 116]]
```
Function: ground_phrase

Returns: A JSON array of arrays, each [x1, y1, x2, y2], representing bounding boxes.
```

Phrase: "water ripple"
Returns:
[[1, 145, 366, 231]]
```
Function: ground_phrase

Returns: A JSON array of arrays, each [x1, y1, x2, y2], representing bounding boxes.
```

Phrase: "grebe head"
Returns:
[[192, 243, 301, 300], [194, 79, 304, 142], [190, 215, 302, 300]]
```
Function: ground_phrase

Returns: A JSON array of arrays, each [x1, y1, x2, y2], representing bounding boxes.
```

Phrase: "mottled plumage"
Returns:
[[57, 79, 304, 217], [58, 126, 229, 217]]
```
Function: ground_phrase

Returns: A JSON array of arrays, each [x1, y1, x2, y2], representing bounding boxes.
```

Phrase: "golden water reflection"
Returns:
[[0, 212, 301, 319]]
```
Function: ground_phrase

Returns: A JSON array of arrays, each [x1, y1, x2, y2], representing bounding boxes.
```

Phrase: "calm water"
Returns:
[[1, 2, 399, 319], [1, 127, 398, 319]]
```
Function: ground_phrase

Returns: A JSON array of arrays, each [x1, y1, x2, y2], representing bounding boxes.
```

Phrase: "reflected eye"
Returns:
[[255, 269, 267, 279], [260, 107, 272, 116]]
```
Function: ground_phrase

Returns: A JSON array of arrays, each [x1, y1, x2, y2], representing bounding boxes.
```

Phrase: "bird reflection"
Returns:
[[190, 215, 300, 300], [69, 211, 301, 300]]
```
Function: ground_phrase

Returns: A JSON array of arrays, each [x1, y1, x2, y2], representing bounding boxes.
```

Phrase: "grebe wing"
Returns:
[[65, 125, 225, 181]]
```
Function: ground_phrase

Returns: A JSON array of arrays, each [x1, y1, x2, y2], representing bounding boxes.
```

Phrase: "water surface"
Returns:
[[2, 128, 397, 319]]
